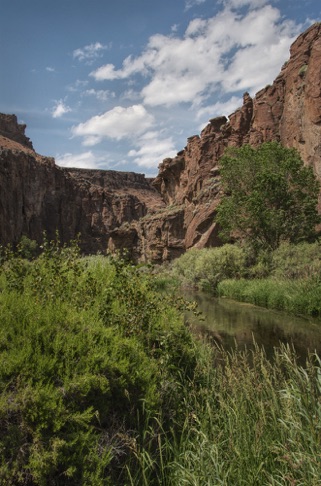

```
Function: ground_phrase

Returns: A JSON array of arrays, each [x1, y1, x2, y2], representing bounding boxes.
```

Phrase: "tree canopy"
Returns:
[[216, 142, 320, 250]]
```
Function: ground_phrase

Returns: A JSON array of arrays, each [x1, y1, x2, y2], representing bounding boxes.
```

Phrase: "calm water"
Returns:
[[184, 291, 321, 362]]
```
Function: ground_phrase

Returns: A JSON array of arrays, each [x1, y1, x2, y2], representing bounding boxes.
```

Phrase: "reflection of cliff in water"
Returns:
[[184, 291, 321, 363]]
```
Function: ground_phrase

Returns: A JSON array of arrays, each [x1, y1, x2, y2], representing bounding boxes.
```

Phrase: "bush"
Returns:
[[0, 243, 198, 484], [171, 244, 247, 292], [271, 241, 321, 279]]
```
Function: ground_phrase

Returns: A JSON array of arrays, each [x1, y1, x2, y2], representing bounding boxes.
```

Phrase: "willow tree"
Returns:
[[216, 142, 320, 251]]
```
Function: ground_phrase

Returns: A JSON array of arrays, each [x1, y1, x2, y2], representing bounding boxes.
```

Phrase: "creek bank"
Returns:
[[182, 290, 321, 364]]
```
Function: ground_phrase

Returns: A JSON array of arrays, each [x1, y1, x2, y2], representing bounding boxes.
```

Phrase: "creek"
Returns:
[[184, 291, 321, 363]]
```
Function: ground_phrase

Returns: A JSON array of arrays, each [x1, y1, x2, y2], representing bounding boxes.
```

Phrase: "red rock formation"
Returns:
[[119, 22, 321, 262], [1, 23, 321, 262], [0, 116, 164, 253], [0, 114, 34, 150]]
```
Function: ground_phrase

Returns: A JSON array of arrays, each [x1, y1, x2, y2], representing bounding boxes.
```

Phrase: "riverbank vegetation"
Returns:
[[170, 142, 321, 318], [1, 144, 321, 483], [171, 241, 321, 317], [216, 142, 320, 251], [1, 237, 321, 484]]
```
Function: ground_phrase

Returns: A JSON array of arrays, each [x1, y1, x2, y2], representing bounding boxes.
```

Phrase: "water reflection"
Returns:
[[184, 291, 321, 362]]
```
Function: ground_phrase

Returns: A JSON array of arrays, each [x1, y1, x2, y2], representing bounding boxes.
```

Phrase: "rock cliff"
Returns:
[[111, 22, 321, 262], [0, 124, 164, 254], [1, 23, 321, 261]]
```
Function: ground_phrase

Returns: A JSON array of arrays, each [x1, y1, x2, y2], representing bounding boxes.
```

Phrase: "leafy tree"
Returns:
[[216, 142, 320, 250]]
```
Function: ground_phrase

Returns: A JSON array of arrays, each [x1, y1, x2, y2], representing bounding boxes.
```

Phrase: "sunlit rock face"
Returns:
[[1, 24, 321, 261], [127, 22, 321, 262]]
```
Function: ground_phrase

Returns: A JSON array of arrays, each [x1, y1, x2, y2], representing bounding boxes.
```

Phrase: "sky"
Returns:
[[1, 0, 320, 176]]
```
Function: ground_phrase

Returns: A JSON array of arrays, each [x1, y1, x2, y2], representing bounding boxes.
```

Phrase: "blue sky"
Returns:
[[1, 0, 320, 176]]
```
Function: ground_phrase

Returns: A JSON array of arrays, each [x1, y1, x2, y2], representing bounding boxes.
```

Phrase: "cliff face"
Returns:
[[111, 22, 321, 262], [0, 125, 164, 253], [1, 23, 321, 260]]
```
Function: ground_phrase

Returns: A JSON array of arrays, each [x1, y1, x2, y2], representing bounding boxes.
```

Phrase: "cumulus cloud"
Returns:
[[128, 131, 177, 169], [56, 151, 101, 169], [73, 42, 108, 63], [91, 3, 301, 107], [52, 100, 72, 118], [72, 104, 155, 145], [196, 95, 242, 123]]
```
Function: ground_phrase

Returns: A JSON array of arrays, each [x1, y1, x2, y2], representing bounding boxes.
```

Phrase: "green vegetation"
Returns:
[[155, 344, 321, 485], [169, 143, 321, 317], [171, 244, 247, 291], [171, 241, 321, 317], [216, 142, 320, 251], [0, 237, 197, 484], [1, 237, 321, 483]]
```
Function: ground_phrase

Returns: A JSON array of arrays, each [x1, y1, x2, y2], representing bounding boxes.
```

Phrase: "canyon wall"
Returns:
[[0, 118, 164, 254], [113, 22, 321, 262], [1, 23, 321, 261]]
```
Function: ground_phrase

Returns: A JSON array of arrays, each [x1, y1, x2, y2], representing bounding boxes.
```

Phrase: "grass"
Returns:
[[127, 343, 321, 485], [217, 277, 321, 317], [169, 241, 321, 318], [1, 238, 321, 484]]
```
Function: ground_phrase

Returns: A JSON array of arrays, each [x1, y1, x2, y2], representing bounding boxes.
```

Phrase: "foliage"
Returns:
[[271, 241, 321, 279], [214, 241, 321, 316], [2, 237, 321, 484], [0, 239, 197, 485], [218, 276, 321, 317], [216, 142, 320, 251], [128, 344, 321, 485], [171, 244, 247, 292], [17, 235, 39, 260], [167, 240, 321, 317]]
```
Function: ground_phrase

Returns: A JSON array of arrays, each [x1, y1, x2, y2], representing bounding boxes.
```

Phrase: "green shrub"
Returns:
[[171, 244, 247, 292], [271, 241, 321, 279], [0, 244, 197, 484]]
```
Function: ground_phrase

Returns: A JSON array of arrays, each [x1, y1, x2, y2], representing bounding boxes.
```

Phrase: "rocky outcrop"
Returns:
[[0, 131, 164, 253], [1, 23, 321, 261], [0, 114, 34, 150], [110, 22, 321, 263]]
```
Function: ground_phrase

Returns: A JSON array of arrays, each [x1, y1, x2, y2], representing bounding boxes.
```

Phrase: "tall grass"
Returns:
[[218, 277, 321, 316], [1, 239, 321, 484], [169, 241, 321, 317], [127, 343, 321, 485]]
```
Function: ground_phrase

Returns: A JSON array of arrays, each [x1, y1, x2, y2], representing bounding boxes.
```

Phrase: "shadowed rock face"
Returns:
[[0, 133, 164, 253], [1, 23, 321, 261]]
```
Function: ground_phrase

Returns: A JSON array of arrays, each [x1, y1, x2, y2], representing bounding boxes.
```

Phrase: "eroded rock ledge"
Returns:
[[1, 23, 321, 262]]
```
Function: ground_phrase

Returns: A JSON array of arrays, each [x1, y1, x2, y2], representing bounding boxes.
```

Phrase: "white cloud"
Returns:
[[52, 100, 72, 118], [185, 0, 207, 11], [90, 4, 301, 108], [56, 151, 101, 169], [196, 96, 242, 124], [67, 79, 89, 92], [82, 89, 115, 102], [120, 89, 141, 102], [128, 131, 177, 169], [72, 104, 155, 145], [73, 42, 108, 63], [46, 66, 55, 72]]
